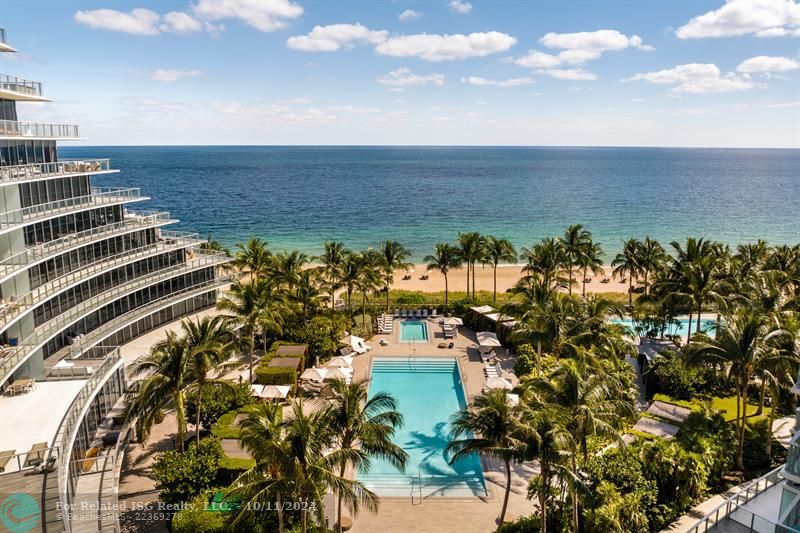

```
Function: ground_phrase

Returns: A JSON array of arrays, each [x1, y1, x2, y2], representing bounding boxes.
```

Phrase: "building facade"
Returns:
[[0, 28, 230, 532]]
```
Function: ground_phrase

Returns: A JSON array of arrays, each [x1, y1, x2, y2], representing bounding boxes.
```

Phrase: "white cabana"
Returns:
[[440, 317, 463, 326], [470, 305, 495, 314], [485, 377, 513, 390], [326, 355, 354, 368], [339, 335, 371, 354], [477, 331, 502, 349], [252, 384, 291, 400], [324, 367, 353, 383], [300, 367, 328, 382]]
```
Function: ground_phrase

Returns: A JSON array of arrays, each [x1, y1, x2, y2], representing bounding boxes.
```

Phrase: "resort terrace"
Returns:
[[0, 159, 117, 186], [0, 74, 48, 101], [0, 119, 80, 140]]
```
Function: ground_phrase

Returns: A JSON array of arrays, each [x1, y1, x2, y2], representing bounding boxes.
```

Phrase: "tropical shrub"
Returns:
[[497, 514, 541, 533], [254, 365, 297, 385], [284, 315, 344, 366], [638, 439, 708, 511], [677, 410, 736, 486], [645, 351, 715, 400], [513, 344, 536, 377], [186, 383, 254, 431], [211, 410, 242, 439], [171, 490, 227, 533], [151, 437, 224, 505]]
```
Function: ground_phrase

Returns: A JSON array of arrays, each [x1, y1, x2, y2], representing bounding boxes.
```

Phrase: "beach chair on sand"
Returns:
[[0, 450, 15, 472]]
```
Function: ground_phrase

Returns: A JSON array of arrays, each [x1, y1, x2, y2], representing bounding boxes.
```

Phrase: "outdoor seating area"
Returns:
[[4, 376, 34, 396], [476, 331, 502, 363], [440, 316, 462, 339], [393, 308, 438, 318], [377, 313, 393, 334], [339, 334, 371, 355]]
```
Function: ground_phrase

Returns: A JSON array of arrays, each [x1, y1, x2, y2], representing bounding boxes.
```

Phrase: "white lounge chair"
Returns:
[[421, 309, 428, 318], [431, 309, 438, 317], [394, 308, 400, 316]]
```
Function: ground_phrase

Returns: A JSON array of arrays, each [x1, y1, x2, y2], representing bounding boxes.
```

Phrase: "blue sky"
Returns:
[[2, 0, 799, 147]]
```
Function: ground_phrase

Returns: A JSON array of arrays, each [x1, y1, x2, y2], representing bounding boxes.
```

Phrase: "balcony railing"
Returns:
[[0, 251, 230, 383], [0, 232, 203, 334], [0, 159, 113, 185], [0, 119, 79, 139], [0, 210, 173, 283], [0, 74, 43, 97], [51, 348, 123, 532], [0, 187, 146, 230]]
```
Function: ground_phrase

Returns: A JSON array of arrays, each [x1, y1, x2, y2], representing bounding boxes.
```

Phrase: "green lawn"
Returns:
[[653, 393, 771, 424]]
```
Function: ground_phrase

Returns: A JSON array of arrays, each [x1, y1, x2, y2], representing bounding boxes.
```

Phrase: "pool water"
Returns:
[[399, 320, 428, 342], [611, 317, 718, 337], [359, 358, 486, 497]]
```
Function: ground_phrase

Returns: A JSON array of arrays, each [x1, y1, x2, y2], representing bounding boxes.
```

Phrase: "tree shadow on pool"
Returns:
[[404, 421, 483, 478]]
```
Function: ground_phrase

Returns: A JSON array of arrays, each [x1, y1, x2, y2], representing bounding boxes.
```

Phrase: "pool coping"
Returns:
[[361, 355, 492, 501]]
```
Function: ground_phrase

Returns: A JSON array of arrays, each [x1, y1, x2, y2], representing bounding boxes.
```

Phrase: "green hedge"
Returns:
[[255, 365, 297, 386], [172, 491, 227, 533], [211, 410, 241, 439], [219, 456, 256, 471]]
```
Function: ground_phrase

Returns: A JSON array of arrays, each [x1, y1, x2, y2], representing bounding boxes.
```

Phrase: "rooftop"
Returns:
[[275, 344, 308, 356]]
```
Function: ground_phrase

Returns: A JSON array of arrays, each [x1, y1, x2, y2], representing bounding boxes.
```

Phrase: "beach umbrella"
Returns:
[[324, 367, 353, 382], [339, 335, 364, 346], [300, 367, 328, 382], [251, 384, 265, 397], [477, 331, 502, 348], [441, 317, 463, 326], [326, 355, 354, 368], [261, 385, 291, 400], [485, 377, 513, 390]]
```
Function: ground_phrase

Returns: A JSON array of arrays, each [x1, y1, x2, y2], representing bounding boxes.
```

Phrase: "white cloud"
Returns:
[[328, 105, 381, 113], [448, 0, 473, 14], [375, 31, 517, 61], [217, 102, 337, 126], [538, 68, 597, 81], [461, 76, 535, 87], [632, 97, 645, 102], [736, 55, 800, 72], [74, 8, 162, 35], [625, 63, 756, 94], [512, 29, 651, 75], [287, 23, 388, 51], [676, 0, 800, 39], [399, 9, 422, 21], [150, 68, 204, 81], [377, 67, 445, 87], [160, 11, 202, 33], [192, 0, 303, 32]]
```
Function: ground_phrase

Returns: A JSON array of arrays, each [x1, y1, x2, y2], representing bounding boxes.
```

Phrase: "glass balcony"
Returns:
[[0, 74, 45, 100], [0, 119, 79, 139], [0, 210, 174, 283], [0, 187, 147, 232], [0, 250, 230, 383], [0, 232, 205, 333], [0, 159, 114, 186]]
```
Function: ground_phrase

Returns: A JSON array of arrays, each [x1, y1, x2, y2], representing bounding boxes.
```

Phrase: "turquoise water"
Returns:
[[61, 146, 800, 260], [399, 320, 428, 342], [611, 317, 718, 337], [360, 358, 486, 497]]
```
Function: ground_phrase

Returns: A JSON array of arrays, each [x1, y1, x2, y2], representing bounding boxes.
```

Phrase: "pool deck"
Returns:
[[347, 317, 537, 533]]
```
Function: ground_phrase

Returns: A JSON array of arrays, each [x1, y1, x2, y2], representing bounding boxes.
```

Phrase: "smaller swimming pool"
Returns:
[[611, 317, 718, 337], [399, 320, 428, 342]]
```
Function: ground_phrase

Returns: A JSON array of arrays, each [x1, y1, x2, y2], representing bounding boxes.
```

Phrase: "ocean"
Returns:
[[60, 146, 800, 261]]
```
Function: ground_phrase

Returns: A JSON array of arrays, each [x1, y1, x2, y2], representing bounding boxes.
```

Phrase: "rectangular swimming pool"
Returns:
[[399, 320, 428, 342], [611, 316, 717, 337], [359, 358, 486, 497]]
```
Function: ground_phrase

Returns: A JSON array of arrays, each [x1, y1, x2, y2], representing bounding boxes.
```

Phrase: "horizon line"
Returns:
[[62, 144, 800, 150]]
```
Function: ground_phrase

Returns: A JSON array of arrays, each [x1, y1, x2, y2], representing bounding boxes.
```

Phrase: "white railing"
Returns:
[[0, 159, 113, 185], [0, 187, 145, 228], [52, 349, 122, 533], [0, 74, 43, 97], [0, 119, 79, 138], [0, 232, 202, 333], [0, 251, 229, 383], [0, 210, 173, 282]]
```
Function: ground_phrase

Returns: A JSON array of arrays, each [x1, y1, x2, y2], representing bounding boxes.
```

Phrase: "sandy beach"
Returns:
[[390, 264, 630, 294]]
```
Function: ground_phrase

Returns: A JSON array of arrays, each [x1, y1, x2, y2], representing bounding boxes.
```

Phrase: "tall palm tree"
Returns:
[[270, 250, 309, 293], [232, 237, 272, 281], [217, 279, 268, 384], [577, 240, 604, 297], [325, 380, 408, 533], [504, 276, 556, 374], [181, 316, 236, 444], [378, 240, 412, 311], [611, 238, 641, 307], [356, 250, 383, 329], [447, 389, 522, 531], [126, 331, 196, 452], [483, 236, 517, 302], [318, 241, 349, 309], [636, 236, 666, 295], [294, 269, 324, 322], [520, 237, 566, 291], [559, 224, 591, 296], [689, 310, 795, 470], [458, 232, 485, 299], [424, 243, 463, 308], [340, 252, 363, 318]]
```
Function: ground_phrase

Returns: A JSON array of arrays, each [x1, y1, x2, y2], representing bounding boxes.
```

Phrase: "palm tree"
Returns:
[[340, 252, 363, 317], [483, 236, 517, 302], [356, 250, 383, 330], [325, 380, 408, 533], [458, 232, 485, 299], [520, 237, 566, 291], [232, 237, 272, 281], [199, 235, 230, 256], [318, 241, 349, 309], [424, 243, 463, 308], [559, 224, 591, 296], [294, 269, 324, 322], [611, 238, 641, 307], [447, 389, 522, 530], [636, 237, 667, 295], [378, 240, 412, 311], [504, 276, 556, 374], [270, 250, 309, 292], [181, 316, 236, 444], [217, 279, 268, 384], [233, 402, 291, 533], [577, 240, 604, 297], [126, 331, 196, 452], [689, 310, 795, 470]]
